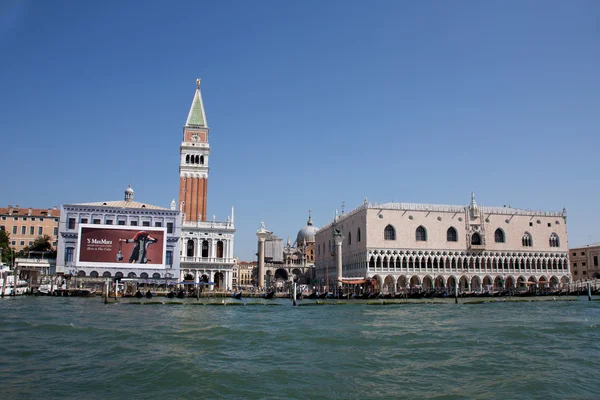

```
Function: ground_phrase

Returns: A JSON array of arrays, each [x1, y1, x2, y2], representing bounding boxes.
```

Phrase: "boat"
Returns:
[[306, 292, 318, 300], [145, 290, 153, 299], [176, 290, 186, 299], [135, 290, 144, 298], [166, 291, 175, 299], [232, 291, 242, 300], [318, 292, 328, 299], [0, 267, 29, 296], [264, 291, 275, 299]]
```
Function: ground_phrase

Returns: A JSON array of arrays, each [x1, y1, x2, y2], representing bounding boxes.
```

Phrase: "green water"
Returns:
[[1, 297, 599, 399]]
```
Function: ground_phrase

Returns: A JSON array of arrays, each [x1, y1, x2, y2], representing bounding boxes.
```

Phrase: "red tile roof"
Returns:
[[0, 206, 60, 217]]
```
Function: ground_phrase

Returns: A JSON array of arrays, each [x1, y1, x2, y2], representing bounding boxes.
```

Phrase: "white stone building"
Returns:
[[56, 186, 182, 280], [315, 194, 571, 292]]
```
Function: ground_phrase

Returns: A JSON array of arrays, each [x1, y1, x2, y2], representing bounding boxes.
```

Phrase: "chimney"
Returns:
[[28, 208, 32, 216], [8, 205, 12, 215]]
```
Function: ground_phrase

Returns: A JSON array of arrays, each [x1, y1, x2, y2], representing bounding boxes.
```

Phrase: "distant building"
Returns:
[[0, 205, 60, 252], [255, 212, 317, 287], [178, 81, 236, 290], [235, 261, 256, 287], [56, 185, 182, 280], [315, 194, 571, 292], [264, 234, 284, 263], [569, 243, 600, 281]]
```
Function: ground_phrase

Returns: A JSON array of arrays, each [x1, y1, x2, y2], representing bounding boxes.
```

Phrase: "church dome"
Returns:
[[296, 211, 318, 245]]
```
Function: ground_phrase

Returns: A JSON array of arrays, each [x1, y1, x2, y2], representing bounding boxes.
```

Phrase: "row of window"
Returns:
[[573, 256, 599, 268], [1, 225, 58, 236], [10, 240, 58, 247], [77, 271, 164, 278], [384, 225, 561, 248], [185, 239, 224, 258], [67, 218, 174, 233], [1, 216, 58, 222], [185, 154, 204, 165]]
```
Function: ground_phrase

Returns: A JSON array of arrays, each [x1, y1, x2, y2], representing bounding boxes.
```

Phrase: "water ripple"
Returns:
[[0, 297, 599, 399]]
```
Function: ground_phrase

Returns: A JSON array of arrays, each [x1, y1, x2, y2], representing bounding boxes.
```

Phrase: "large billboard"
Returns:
[[77, 225, 166, 268]]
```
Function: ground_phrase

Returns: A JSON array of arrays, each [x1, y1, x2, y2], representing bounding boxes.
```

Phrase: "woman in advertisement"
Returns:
[[118, 231, 158, 264]]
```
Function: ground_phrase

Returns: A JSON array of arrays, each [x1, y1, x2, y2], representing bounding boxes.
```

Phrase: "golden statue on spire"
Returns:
[[196, 78, 201, 88]]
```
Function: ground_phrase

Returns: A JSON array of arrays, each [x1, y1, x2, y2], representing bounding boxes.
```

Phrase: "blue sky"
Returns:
[[1, 0, 598, 260]]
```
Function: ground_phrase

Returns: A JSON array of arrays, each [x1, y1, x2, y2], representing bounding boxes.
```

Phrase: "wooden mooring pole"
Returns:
[[454, 281, 458, 304], [587, 282, 592, 301]]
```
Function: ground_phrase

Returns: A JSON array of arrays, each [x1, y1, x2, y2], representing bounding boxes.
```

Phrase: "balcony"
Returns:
[[180, 256, 234, 264]]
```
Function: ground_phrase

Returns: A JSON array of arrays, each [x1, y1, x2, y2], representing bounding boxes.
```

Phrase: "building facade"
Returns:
[[0, 206, 60, 252], [56, 186, 182, 280], [569, 243, 600, 281], [315, 194, 571, 292], [178, 80, 236, 290]]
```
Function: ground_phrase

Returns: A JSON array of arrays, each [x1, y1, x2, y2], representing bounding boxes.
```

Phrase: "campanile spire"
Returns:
[[178, 79, 210, 221]]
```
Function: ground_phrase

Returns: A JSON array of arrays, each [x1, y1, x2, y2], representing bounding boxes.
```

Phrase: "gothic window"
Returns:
[[471, 232, 481, 245], [217, 241, 224, 258], [522, 232, 533, 247], [202, 240, 209, 257], [200, 155, 204, 164], [348, 232, 351, 246], [384, 224, 396, 240], [186, 239, 194, 257], [447, 227, 458, 242], [186, 154, 190, 164], [416, 226, 427, 241], [494, 228, 505, 243], [357, 228, 361, 242], [549, 233, 560, 248]]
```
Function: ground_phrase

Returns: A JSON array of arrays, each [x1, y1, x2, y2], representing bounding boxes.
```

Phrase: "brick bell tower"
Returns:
[[179, 79, 210, 222]]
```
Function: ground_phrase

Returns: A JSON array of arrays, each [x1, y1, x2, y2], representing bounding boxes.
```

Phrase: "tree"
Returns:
[[18, 235, 56, 258], [0, 230, 10, 265]]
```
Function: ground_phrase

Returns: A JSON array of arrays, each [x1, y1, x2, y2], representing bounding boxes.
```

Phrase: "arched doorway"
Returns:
[[409, 275, 421, 289], [214, 272, 224, 289], [422, 275, 434, 291], [435, 275, 445, 289], [383, 275, 395, 293], [397, 275, 407, 291]]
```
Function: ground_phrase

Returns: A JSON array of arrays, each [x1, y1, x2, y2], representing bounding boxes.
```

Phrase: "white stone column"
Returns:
[[256, 223, 271, 290], [334, 231, 343, 288]]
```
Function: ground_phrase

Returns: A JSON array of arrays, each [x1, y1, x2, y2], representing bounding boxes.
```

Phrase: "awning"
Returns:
[[339, 279, 367, 285]]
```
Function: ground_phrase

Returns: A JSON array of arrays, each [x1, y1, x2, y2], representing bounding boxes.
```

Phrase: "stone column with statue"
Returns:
[[256, 222, 271, 290], [334, 228, 344, 289]]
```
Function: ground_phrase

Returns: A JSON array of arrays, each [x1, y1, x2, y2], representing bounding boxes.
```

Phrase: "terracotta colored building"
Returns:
[[569, 243, 600, 281], [0, 205, 60, 252]]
